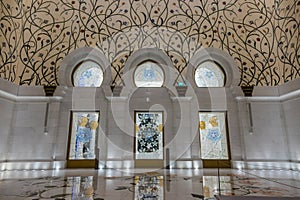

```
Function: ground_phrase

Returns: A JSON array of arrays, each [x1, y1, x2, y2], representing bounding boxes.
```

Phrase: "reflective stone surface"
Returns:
[[0, 169, 299, 200]]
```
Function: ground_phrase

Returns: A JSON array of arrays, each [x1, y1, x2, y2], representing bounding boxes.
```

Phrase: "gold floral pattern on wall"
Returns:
[[0, 0, 299, 86]]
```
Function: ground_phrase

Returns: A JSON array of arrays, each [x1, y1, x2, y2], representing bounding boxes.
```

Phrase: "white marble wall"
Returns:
[[0, 79, 63, 170], [1, 77, 300, 170], [236, 78, 300, 170], [245, 102, 287, 159], [0, 83, 15, 168], [280, 80, 300, 170]]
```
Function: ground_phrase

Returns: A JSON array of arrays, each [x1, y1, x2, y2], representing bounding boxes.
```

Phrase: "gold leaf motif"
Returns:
[[157, 124, 163, 132], [90, 121, 99, 130], [79, 117, 88, 127], [209, 116, 218, 127], [200, 121, 206, 130]]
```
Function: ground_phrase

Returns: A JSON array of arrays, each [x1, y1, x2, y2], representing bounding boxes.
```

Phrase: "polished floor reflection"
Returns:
[[0, 169, 299, 200]]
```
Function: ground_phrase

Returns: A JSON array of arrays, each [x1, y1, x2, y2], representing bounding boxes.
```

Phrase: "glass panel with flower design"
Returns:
[[199, 112, 229, 159], [195, 61, 225, 87], [73, 61, 103, 87], [134, 61, 164, 87]]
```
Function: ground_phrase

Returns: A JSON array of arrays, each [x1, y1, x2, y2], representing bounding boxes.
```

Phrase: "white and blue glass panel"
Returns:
[[195, 61, 225, 87], [69, 112, 99, 160], [134, 62, 164, 87], [199, 112, 229, 159], [73, 61, 103, 87]]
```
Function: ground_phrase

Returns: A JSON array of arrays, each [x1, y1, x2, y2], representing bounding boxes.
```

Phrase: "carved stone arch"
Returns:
[[187, 47, 240, 88], [58, 47, 111, 87]]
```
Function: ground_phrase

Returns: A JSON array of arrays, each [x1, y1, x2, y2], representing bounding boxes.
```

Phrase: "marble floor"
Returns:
[[0, 168, 299, 200]]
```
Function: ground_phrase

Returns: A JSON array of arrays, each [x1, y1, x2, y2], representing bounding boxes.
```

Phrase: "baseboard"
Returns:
[[231, 160, 299, 170], [0, 160, 66, 170]]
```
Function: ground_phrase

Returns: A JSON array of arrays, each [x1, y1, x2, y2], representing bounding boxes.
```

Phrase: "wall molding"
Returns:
[[0, 89, 62, 103], [236, 88, 300, 102]]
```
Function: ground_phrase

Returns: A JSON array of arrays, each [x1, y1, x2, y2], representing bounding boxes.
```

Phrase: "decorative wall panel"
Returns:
[[135, 111, 163, 160], [0, 0, 299, 86], [68, 111, 99, 160], [199, 112, 229, 160]]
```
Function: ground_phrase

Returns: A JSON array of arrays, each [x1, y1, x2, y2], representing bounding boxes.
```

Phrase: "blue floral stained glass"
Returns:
[[134, 61, 164, 87], [195, 61, 225, 87], [143, 68, 155, 80], [205, 71, 214, 78], [207, 129, 221, 142], [73, 61, 103, 87], [199, 112, 229, 159], [135, 112, 163, 159]]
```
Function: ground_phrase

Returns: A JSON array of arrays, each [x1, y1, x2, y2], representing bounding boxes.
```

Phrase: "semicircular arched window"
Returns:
[[195, 61, 225, 87], [72, 61, 104, 87], [134, 61, 164, 87]]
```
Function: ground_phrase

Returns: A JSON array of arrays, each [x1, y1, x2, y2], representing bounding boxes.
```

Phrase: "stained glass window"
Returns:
[[195, 61, 225, 87], [199, 112, 229, 159], [134, 61, 164, 87], [68, 111, 99, 160], [135, 111, 163, 160], [73, 61, 103, 87]]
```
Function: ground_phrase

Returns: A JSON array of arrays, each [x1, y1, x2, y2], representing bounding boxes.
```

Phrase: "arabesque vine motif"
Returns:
[[0, 0, 299, 86]]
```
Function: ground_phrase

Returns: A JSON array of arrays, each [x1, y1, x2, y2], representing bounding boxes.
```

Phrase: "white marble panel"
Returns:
[[278, 78, 300, 95], [12, 133, 54, 144], [13, 127, 44, 138], [252, 86, 279, 96], [0, 78, 18, 94], [15, 112, 45, 128], [9, 141, 53, 153], [17, 86, 45, 96], [178, 146, 192, 159], [53, 143, 68, 160], [237, 100, 289, 161], [282, 98, 300, 161], [6, 150, 53, 160], [244, 133, 287, 160], [56, 126, 69, 142], [106, 135, 130, 159], [0, 101, 14, 156]]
